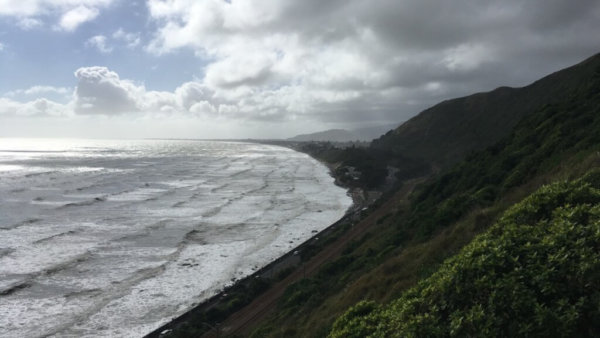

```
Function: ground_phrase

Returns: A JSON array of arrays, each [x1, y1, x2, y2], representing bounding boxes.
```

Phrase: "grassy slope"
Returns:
[[251, 53, 600, 336], [372, 53, 600, 168], [331, 170, 600, 337]]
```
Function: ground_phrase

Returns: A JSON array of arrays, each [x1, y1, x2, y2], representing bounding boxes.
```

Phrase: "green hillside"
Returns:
[[250, 53, 600, 337], [331, 171, 600, 337], [372, 53, 600, 168]]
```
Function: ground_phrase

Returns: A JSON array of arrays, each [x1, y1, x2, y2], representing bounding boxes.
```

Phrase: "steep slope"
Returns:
[[248, 52, 600, 337], [372, 53, 600, 168], [331, 171, 600, 337]]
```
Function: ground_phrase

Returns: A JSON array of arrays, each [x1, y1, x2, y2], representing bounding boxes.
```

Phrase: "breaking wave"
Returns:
[[0, 139, 352, 338]]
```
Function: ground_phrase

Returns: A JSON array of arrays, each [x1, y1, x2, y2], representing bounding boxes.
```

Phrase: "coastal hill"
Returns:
[[288, 129, 356, 142], [156, 53, 600, 337], [250, 52, 600, 337], [296, 53, 600, 191], [331, 171, 600, 337], [372, 53, 600, 168]]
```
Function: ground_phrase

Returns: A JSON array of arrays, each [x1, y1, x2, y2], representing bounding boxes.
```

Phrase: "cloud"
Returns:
[[0, 1, 43, 16], [0, 0, 113, 31], [71, 66, 221, 116], [73, 66, 141, 114], [57, 5, 99, 31], [3, 0, 600, 138], [17, 17, 43, 30], [86, 35, 112, 53], [204, 52, 276, 89], [85, 30, 141, 54], [174, 82, 213, 110], [5, 85, 72, 98], [112, 29, 141, 48], [189, 101, 216, 115], [0, 0, 113, 16], [0, 98, 22, 115], [143, 0, 600, 127], [0, 97, 70, 117], [442, 44, 491, 72], [1, 67, 219, 118], [0, 42, 4, 51]]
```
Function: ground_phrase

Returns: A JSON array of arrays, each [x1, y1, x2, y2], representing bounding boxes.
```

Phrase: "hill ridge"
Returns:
[[373, 52, 600, 168]]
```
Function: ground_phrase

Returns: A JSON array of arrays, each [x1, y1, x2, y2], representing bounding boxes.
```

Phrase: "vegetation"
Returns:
[[405, 71, 600, 240], [297, 142, 389, 188], [331, 171, 600, 337], [297, 142, 429, 189], [159, 277, 271, 337], [250, 53, 600, 337], [372, 53, 600, 168], [146, 54, 600, 337]]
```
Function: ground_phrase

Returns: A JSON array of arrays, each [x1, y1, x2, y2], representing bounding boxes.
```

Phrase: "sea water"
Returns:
[[0, 138, 352, 337]]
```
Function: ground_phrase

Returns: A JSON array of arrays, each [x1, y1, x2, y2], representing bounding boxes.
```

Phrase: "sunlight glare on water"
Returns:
[[0, 138, 351, 338]]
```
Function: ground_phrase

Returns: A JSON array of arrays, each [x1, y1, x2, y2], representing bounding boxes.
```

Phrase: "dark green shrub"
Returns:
[[331, 170, 600, 337]]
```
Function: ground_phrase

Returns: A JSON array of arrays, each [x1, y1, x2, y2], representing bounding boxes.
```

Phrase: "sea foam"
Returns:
[[0, 139, 351, 338]]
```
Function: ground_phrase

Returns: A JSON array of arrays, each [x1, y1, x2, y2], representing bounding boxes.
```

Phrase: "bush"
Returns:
[[331, 170, 600, 337]]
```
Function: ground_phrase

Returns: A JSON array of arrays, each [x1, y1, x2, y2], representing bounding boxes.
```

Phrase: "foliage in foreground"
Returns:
[[330, 170, 600, 337]]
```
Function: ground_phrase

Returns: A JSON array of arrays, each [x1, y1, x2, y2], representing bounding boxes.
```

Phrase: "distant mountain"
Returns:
[[287, 129, 356, 142], [288, 124, 399, 142], [372, 53, 600, 168]]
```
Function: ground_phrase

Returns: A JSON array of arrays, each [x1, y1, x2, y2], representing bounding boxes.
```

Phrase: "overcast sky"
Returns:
[[1, 0, 599, 139]]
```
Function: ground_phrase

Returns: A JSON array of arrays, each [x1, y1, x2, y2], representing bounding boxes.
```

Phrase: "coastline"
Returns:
[[145, 141, 368, 338]]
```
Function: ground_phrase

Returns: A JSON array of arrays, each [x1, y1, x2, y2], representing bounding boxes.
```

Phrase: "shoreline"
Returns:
[[145, 142, 368, 338]]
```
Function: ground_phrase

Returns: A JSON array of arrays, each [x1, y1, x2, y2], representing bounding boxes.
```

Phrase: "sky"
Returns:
[[1, 0, 599, 139]]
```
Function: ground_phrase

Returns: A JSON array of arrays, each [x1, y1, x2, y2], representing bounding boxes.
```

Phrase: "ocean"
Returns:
[[0, 138, 352, 337]]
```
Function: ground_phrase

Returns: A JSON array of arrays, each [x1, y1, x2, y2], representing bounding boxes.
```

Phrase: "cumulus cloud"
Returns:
[[69, 66, 221, 116], [144, 0, 600, 126], [0, 42, 4, 51], [73, 66, 142, 114], [174, 82, 213, 110], [2, 0, 600, 138], [189, 101, 216, 116], [1, 66, 223, 118]]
